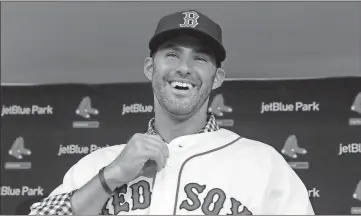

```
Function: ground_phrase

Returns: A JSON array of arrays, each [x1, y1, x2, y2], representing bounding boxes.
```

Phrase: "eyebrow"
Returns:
[[162, 44, 182, 52], [194, 47, 214, 56], [162, 43, 214, 56]]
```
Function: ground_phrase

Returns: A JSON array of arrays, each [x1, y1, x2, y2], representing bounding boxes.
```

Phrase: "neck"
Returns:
[[153, 98, 209, 143]]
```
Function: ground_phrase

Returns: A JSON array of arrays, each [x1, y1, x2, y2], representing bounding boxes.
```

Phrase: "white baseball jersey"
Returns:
[[49, 128, 314, 215]]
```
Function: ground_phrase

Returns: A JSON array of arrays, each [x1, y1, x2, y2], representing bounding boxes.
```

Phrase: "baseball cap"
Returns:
[[149, 10, 226, 63]]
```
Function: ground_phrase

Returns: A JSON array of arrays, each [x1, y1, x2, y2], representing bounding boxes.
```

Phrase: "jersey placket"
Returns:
[[147, 137, 194, 214]]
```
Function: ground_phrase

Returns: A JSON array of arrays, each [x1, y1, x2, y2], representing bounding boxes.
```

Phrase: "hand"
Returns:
[[104, 133, 169, 188]]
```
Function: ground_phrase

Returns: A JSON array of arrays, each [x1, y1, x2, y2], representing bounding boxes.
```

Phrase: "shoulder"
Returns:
[[224, 130, 308, 186], [230, 132, 307, 189], [220, 129, 290, 168], [238, 137, 283, 161], [220, 129, 279, 154], [61, 145, 126, 191]]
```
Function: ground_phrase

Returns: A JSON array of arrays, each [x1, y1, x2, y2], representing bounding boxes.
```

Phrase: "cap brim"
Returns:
[[149, 28, 226, 62]]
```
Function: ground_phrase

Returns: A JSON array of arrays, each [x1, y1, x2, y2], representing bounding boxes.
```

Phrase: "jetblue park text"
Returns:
[[338, 143, 361, 155], [1, 105, 53, 116], [58, 144, 109, 156], [1, 186, 44, 196], [261, 102, 320, 113], [121, 104, 153, 115]]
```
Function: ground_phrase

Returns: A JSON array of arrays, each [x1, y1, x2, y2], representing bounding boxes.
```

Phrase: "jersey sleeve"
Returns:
[[29, 190, 77, 215], [28, 145, 124, 215], [260, 146, 315, 215]]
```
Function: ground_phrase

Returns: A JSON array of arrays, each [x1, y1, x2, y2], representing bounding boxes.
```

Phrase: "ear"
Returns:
[[144, 57, 154, 81], [212, 68, 226, 90]]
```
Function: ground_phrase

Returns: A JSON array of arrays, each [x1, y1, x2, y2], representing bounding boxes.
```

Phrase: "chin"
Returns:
[[167, 105, 193, 116], [165, 102, 196, 117], [155, 90, 206, 117]]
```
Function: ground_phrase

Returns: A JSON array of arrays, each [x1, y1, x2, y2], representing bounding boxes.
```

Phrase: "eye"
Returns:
[[166, 52, 179, 59], [195, 56, 207, 63]]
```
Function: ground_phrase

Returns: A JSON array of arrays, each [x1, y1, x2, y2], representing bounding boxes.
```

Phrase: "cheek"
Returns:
[[196, 67, 216, 86], [153, 60, 173, 78], [152, 64, 169, 89]]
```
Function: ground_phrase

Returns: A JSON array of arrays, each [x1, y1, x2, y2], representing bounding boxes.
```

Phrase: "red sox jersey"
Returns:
[[47, 129, 314, 215]]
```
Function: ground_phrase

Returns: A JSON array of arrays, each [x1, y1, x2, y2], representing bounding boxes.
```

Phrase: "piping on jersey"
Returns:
[[172, 136, 243, 215], [152, 174, 157, 189]]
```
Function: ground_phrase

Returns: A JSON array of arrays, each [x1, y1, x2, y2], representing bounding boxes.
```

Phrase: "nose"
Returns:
[[175, 59, 191, 76]]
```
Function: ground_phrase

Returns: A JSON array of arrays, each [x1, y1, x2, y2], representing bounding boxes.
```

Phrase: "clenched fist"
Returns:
[[104, 133, 169, 189]]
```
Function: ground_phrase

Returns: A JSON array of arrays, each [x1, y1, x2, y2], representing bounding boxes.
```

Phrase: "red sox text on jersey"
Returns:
[[101, 180, 252, 215]]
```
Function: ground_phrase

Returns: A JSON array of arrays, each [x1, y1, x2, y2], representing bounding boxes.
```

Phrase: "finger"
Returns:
[[145, 148, 165, 171], [141, 135, 169, 159], [140, 160, 158, 178], [147, 135, 169, 158], [149, 146, 166, 170], [146, 134, 164, 142], [153, 141, 169, 159], [154, 139, 170, 158]]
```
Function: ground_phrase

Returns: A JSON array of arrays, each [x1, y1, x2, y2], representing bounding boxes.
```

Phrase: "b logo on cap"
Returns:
[[180, 11, 199, 28]]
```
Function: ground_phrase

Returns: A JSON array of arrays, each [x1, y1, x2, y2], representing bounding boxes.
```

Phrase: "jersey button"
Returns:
[[167, 160, 172, 167]]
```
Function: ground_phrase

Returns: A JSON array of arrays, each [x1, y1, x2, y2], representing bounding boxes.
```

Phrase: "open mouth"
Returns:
[[169, 81, 195, 90]]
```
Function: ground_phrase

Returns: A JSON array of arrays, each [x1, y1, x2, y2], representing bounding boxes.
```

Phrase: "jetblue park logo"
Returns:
[[4, 137, 32, 170], [281, 135, 309, 169], [1, 186, 44, 196], [72, 96, 100, 128], [1, 105, 53, 117], [308, 188, 320, 198], [208, 94, 234, 127], [349, 92, 361, 126], [57, 144, 110, 156], [338, 143, 361, 155], [261, 101, 320, 114], [351, 180, 361, 214], [121, 103, 153, 115]]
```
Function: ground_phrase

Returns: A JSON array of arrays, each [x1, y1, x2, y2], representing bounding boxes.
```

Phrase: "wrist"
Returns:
[[103, 165, 126, 191]]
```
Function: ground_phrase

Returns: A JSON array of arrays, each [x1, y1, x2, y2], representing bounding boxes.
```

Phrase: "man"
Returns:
[[29, 10, 314, 215]]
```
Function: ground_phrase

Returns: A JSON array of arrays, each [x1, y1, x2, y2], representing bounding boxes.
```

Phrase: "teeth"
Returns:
[[170, 81, 193, 89]]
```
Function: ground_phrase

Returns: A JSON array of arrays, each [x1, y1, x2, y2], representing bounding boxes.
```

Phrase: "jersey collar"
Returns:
[[146, 113, 220, 139]]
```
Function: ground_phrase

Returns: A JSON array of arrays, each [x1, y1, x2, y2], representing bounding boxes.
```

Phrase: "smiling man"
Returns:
[[29, 10, 314, 215]]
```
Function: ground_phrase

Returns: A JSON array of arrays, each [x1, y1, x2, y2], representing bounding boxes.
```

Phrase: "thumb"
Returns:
[[146, 134, 166, 143]]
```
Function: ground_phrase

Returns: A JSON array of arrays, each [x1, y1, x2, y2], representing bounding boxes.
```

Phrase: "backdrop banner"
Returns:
[[1, 77, 361, 215]]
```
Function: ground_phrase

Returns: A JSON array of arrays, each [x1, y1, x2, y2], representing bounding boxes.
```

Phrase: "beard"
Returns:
[[151, 68, 213, 116]]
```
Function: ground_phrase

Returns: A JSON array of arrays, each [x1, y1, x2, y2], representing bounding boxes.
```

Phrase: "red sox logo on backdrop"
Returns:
[[349, 92, 361, 126], [180, 11, 199, 28], [72, 96, 100, 128], [281, 135, 307, 159], [351, 180, 361, 214], [351, 92, 361, 115], [101, 181, 252, 215], [8, 137, 31, 160], [76, 96, 99, 118], [281, 135, 309, 170], [353, 180, 361, 202], [4, 136, 32, 170]]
